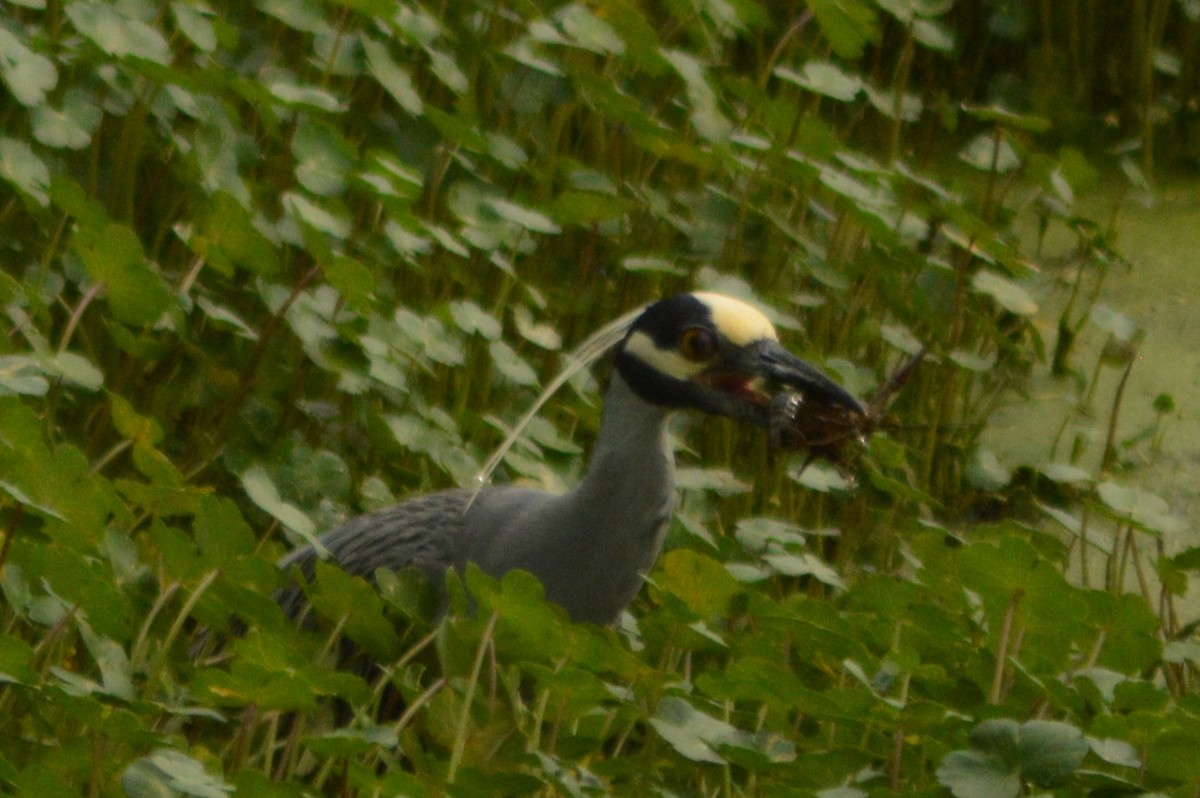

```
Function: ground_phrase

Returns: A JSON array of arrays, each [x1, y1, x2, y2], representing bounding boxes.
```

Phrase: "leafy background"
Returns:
[[1, 0, 1198, 796]]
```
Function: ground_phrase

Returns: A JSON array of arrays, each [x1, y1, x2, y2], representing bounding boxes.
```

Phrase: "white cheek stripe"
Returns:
[[623, 331, 704, 380], [692, 291, 777, 346]]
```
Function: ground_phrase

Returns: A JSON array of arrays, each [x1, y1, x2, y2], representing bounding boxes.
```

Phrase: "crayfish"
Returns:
[[770, 349, 926, 471]]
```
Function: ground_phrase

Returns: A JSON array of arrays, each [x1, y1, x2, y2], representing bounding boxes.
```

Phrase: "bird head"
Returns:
[[615, 292, 863, 427]]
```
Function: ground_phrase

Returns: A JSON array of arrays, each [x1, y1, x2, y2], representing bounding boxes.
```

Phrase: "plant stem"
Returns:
[[130, 581, 180, 673], [57, 281, 105, 355], [1100, 352, 1136, 474], [0, 503, 22, 574], [145, 569, 220, 698], [392, 675, 447, 738], [447, 611, 499, 783], [989, 588, 1024, 704]]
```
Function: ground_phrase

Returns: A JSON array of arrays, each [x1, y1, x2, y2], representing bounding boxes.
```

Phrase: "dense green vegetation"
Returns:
[[1, 0, 1198, 795]]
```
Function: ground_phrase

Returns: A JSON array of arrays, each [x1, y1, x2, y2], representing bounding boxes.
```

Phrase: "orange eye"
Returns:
[[680, 327, 718, 361]]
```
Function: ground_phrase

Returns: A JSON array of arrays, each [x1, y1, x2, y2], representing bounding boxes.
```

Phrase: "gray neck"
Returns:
[[570, 376, 675, 538], [549, 372, 676, 620], [470, 372, 677, 624], [569, 372, 674, 513]]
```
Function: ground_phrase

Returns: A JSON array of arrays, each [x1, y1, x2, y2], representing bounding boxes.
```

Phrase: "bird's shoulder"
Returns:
[[276, 483, 561, 585], [273, 488, 463, 575]]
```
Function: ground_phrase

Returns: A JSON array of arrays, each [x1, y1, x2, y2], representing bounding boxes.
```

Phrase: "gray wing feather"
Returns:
[[275, 489, 470, 618]]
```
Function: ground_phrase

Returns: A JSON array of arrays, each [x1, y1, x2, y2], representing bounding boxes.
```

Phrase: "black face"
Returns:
[[614, 294, 863, 427]]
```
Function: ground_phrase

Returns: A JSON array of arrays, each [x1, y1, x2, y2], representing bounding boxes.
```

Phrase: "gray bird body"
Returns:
[[274, 293, 863, 628], [278, 373, 672, 624]]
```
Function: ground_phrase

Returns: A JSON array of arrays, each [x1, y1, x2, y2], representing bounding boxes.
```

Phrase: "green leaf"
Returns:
[[361, 152, 424, 200], [31, 89, 102, 150], [267, 80, 343, 112], [259, 0, 334, 33], [449, 300, 502, 340], [1090, 303, 1137, 341], [108, 398, 163, 448], [322, 255, 375, 311], [425, 107, 489, 153], [172, 2, 217, 52], [42, 351, 104, 391], [512, 305, 562, 350], [73, 222, 174, 325], [65, 2, 171, 63], [362, 38, 424, 116], [1095, 481, 1183, 535], [663, 49, 731, 141], [775, 61, 862, 101], [1017, 720, 1088, 785], [12, 764, 77, 798], [1163, 640, 1200, 664], [761, 551, 846, 589], [307, 562, 401, 662], [489, 340, 539, 387], [485, 197, 561, 234], [960, 134, 1021, 172], [965, 448, 1011, 491], [194, 496, 256, 566], [1175, 545, 1200, 570], [279, 445, 351, 506], [734, 517, 810, 552], [385, 411, 478, 486], [425, 46, 468, 94], [962, 103, 1052, 133], [945, 349, 991, 372], [241, 466, 320, 549], [304, 725, 399, 757], [936, 749, 1019, 798], [789, 461, 854, 492], [77, 619, 134, 701], [1146, 726, 1200, 780], [0, 480, 66, 522], [468, 567, 573, 661], [676, 467, 751, 495], [0, 635, 37, 685], [865, 84, 924, 121], [913, 17, 955, 51], [0, 26, 57, 106], [971, 271, 1037, 316], [548, 190, 632, 224], [293, 117, 354, 196], [283, 192, 351, 239], [941, 717, 1087, 796], [817, 164, 881, 207], [621, 255, 686, 275], [122, 760, 181, 798], [394, 309, 466, 365], [123, 749, 234, 798], [199, 191, 280, 276], [654, 549, 743, 617], [503, 38, 565, 76], [0, 355, 49, 397], [558, 4, 625, 54], [1088, 736, 1140, 768], [650, 696, 740, 764], [808, 0, 880, 58], [1036, 462, 1092, 484], [375, 566, 440, 624], [0, 137, 50, 206], [195, 299, 257, 340]]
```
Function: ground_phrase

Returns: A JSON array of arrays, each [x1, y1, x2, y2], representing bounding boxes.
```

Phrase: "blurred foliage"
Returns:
[[0, 0, 1198, 796]]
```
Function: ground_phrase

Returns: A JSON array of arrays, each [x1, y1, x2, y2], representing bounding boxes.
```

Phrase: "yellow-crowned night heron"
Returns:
[[277, 292, 862, 624]]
